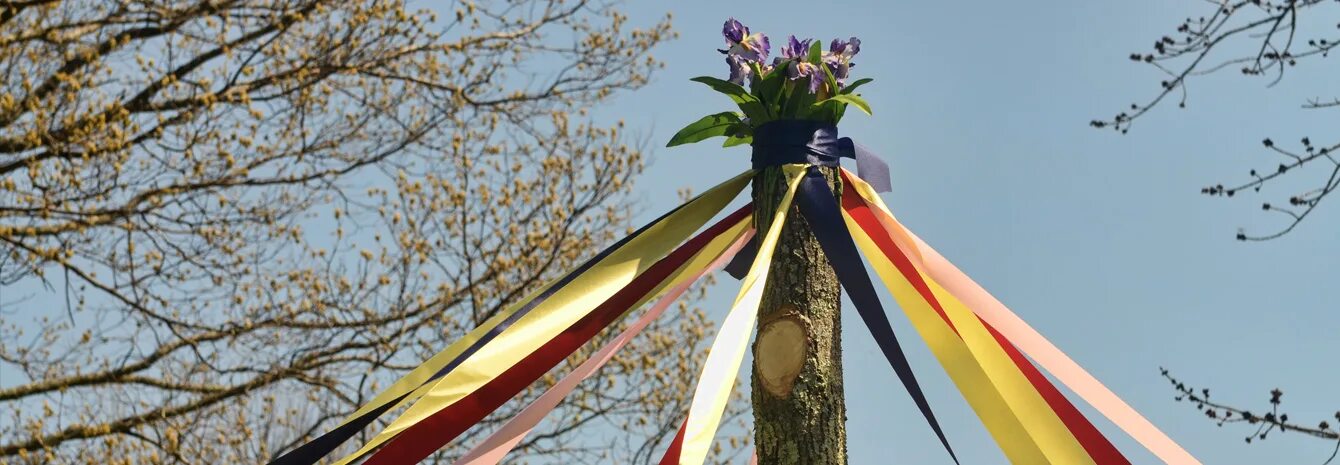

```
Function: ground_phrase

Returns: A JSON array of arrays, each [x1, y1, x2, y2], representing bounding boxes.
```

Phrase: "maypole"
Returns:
[[703, 22, 862, 464], [663, 18, 952, 465], [267, 17, 1205, 465]]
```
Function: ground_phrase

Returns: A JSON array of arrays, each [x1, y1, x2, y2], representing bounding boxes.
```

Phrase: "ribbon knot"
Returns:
[[750, 119, 890, 193]]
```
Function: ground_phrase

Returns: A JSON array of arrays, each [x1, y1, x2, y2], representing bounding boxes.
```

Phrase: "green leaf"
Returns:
[[689, 76, 751, 99], [665, 112, 742, 147], [722, 135, 752, 147], [748, 62, 766, 93], [689, 76, 770, 120], [821, 64, 841, 99], [807, 40, 823, 64], [825, 94, 873, 116], [840, 78, 873, 95], [804, 99, 843, 123], [722, 122, 753, 147], [781, 78, 816, 119], [751, 64, 785, 112]]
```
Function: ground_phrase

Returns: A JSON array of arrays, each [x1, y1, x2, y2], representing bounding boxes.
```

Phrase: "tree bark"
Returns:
[[750, 165, 847, 465]]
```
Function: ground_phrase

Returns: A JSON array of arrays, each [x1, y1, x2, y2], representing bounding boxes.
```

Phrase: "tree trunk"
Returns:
[[750, 165, 847, 465]]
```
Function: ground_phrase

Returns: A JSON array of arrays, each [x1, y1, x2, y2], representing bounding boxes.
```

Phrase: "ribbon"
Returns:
[[350, 205, 755, 465], [841, 180, 1096, 463], [726, 119, 887, 279], [659, 164, 806, 465], [844, 208, 1051, 464], [911, 232, 1193, 464], [842, 169, 1196, 464], [723, 121, 958, 463], [793, 166, 959, 464], [451, 231, 755, 465], [274, 171, 754, 465]]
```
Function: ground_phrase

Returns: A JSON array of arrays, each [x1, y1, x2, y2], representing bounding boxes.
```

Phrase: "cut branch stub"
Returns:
[[756, 306, 809, 399]]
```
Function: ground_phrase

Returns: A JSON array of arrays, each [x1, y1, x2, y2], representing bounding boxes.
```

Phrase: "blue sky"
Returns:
[[3, 2, 1332, 464], [598, 1, 1340, 464]]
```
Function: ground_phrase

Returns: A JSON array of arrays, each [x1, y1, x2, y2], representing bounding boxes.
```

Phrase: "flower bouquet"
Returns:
[[667, 18, 872, 148]]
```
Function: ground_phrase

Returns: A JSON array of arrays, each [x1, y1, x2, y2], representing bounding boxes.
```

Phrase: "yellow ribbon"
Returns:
[[843, 173, 1095, 465], [330, 171, 755, 465], [677, 164, 807, 465], [846, 168, 1198, 464]]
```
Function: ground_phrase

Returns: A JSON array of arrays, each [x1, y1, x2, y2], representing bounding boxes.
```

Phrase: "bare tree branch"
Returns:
[[1094, 0, 1340, 240], [1162, 368, 1340, 464]]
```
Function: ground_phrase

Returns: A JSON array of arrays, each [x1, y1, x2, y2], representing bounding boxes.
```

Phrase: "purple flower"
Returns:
[[774, 35, 823, 93], [722, 18, 747, 44], [780, 35, 812, 60], [719, 18, 770, 63], [801, 63, 824, 93], [726, 54, 752, 85], [787, 61, 824, 94], [829, 37, 861, 58], [824, 37, 861, 84]]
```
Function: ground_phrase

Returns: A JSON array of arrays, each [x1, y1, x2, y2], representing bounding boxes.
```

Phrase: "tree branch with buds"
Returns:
[[1093, 0, 1340, 240], [1162, 368, 1340, 464]]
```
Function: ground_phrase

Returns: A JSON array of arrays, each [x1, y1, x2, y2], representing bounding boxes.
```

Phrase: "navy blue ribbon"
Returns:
[[731, 120, 957, 463], [795, 166, 959, 464], [269, 200, 694, 465]]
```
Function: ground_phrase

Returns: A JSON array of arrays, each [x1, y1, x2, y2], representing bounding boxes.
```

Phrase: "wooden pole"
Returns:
[[750, 165, 847, 464]]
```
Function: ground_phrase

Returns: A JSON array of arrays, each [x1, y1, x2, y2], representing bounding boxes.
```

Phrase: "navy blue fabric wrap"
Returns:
[[726, 120, 890, 279], [795, 166, 959, 464], [749, 119, 890, 193]]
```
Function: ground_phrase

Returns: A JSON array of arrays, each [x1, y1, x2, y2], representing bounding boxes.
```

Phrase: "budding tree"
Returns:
[[0, 1, 745, 464]]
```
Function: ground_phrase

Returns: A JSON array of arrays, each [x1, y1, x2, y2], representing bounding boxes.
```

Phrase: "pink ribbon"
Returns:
[[898, 228, 1201, 465], [452, 231, 754, 465]]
